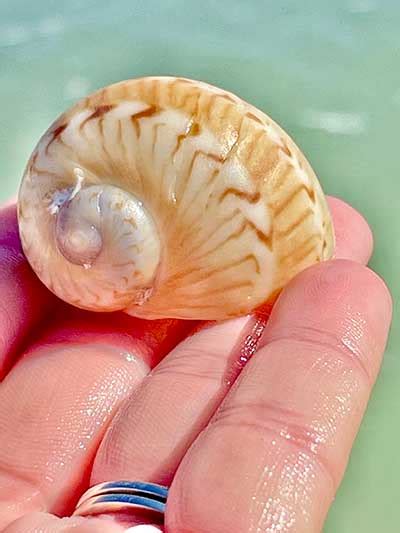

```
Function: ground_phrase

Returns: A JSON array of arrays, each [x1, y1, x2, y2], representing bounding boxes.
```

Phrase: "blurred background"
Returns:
[[0, 0, 398, 530]]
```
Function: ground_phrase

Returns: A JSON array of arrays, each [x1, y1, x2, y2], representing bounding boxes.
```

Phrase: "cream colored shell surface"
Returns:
[[18, 76, 334, 320]]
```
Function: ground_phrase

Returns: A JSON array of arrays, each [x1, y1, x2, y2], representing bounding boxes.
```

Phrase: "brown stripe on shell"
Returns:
[[191, 217, 273, 261], [219, 188, 261, 204], [152, 122, 166, 157], [219, 93, 237, 104], [276, 207, 314, 237], [45, 123, 68, 155], [176, 168, 220, 223], [279, 233, 320, 264], [167, 253, 261, 287], [172, 118, 201, 160], [176, 207, 242, 253], [130, 105, 159, 137], [80, 104, 115, 130], [274, 183, 316, 217], [176, 148, 224, 203], [245, 111, 265, 125]]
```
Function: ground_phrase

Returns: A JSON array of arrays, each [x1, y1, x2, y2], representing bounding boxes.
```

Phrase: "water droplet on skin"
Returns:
[[119, 350, 150, 376], [223, 315, 267, 386]]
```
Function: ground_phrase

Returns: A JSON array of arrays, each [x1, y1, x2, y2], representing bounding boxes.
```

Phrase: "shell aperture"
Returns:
[[18, 76, 334, 319]]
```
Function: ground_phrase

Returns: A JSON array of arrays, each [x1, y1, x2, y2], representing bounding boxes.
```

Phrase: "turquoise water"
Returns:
[[1, 1, 399, 530]]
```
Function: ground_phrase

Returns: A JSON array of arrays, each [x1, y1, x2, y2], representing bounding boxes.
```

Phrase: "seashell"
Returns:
[[18, 77, 334, 320]]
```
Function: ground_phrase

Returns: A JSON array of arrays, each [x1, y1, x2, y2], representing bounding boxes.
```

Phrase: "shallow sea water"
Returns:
[[0, 0, 399, 530]]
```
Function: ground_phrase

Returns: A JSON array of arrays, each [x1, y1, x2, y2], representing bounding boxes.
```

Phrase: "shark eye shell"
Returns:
[[18, 76, 334, 320]]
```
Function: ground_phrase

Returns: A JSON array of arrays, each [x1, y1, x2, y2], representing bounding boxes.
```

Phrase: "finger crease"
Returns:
[[212, 403, 338, 490], [264, 331, 372, 387]]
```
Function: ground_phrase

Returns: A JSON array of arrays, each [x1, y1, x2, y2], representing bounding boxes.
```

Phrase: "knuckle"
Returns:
[[267, 327, 374, 387], [214, 398, 338, 488], [156, 344, 225, 384]]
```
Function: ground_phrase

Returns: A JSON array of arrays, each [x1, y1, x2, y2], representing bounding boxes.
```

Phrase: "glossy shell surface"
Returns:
[[18, 77, 334, 319]]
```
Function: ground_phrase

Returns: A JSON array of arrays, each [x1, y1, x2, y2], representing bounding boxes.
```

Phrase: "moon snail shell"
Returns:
[[18, 77, 334, 320]]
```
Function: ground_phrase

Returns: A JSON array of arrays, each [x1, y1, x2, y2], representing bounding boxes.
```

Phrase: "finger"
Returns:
[[0, 314, 192, 529], [0, 205, 55, 378], [91, 314, 259, 484], [0, 343, 149, 529], [29, 305, 194, 369], [89, 195, 373, 486], [327, 196, 373, 263], [168, 260, 392, 533], [4, 512, 126, 533]]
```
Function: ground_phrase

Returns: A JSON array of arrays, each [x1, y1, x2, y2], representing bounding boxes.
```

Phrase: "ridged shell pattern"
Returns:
[[18, 77, 334, 319]]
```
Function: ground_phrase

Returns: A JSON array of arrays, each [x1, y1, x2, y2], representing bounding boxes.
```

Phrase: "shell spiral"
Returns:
[[18, 76, 334, 320]]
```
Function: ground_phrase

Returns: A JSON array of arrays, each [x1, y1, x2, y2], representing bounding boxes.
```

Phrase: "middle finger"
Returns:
[[90, 197, 372, 489]]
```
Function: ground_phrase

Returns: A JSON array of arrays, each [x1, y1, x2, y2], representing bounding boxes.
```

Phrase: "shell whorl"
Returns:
[[18, 76, 334, 319]]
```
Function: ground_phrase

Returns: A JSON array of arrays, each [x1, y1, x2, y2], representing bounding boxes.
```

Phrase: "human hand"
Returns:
[[0, 197, 392, 532]]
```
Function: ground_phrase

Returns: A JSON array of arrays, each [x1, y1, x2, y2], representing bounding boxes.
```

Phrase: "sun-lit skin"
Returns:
[[18, 77, 334, 320], [0, 197, 392, 532]]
